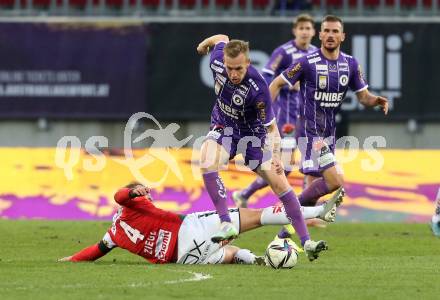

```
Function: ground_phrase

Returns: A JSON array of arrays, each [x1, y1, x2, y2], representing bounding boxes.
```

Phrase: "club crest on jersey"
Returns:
[[319, 75, 327, 89], [233, 94, 244, 106], [339, 75, 349, 86]]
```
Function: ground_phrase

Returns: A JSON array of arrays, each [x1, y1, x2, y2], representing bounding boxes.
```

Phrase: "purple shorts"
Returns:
[[296, 136, 336, 177], [205, 125, 271, 171]]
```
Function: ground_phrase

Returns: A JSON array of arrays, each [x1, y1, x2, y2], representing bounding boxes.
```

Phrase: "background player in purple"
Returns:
[[233, 14, 317, 209], [269, 15, 389, 240], [196, 34, 328, 261]]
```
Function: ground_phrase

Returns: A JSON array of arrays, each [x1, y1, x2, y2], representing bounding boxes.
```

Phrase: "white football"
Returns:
[[264, 239, 299, 269]]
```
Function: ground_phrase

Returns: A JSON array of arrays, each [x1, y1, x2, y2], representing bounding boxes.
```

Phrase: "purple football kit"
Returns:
[[207, 41, 275, 170], [262, 40, 317, 141], [281, 49, 368, 176]]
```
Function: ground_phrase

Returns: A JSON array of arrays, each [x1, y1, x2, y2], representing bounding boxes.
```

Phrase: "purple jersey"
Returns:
[[281, 49, 368, 139], [262, 41, 317, 132], [281, 49, 368, 176], [209, 42, 275, 137]]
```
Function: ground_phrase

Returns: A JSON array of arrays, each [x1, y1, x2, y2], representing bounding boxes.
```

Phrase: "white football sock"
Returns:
[[260, 205, 324, 225], [233, 249, 257, 264]]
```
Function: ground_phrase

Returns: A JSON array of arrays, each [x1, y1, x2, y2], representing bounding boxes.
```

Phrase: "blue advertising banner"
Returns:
[[0, 22, 147, 119]]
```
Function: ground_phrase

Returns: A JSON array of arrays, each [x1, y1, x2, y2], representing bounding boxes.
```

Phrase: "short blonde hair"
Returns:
[[293, 14, 315, 28], [224, 40, 250, 59]]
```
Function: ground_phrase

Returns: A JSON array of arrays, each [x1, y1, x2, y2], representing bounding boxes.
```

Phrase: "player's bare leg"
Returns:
[[200, 138, 239, 242], [255, 161, 329, 262], [232, 135, 296, 208]]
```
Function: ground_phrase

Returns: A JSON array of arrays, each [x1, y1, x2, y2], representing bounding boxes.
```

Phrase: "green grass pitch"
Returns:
[[1, 220, 439, 300]]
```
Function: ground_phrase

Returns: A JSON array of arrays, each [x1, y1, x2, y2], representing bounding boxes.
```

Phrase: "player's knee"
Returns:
[[271, 181, 289, 195], [326, 176, 344, 192], [223, 246, 240, 264]]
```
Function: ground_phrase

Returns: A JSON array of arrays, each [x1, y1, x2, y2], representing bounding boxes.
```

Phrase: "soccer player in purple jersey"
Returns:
[[233, 14, 317, 209], [269, 15, 388, 239], [196, 34, 328, 261]]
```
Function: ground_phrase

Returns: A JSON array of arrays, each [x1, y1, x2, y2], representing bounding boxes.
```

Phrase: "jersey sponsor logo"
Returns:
[[316, 64, 328, 71], [217, 99, 244, 119], [308, 57, 321, 64], [155, 229, 172, 260], [287, 62, 301, 78], [210, 64, 224, 73], [314, 91, 344, 107], [232, 94, 244, 106], [318, 76, 327, 89], [329, 64, 337, 72], [339, 75, 349, 86]]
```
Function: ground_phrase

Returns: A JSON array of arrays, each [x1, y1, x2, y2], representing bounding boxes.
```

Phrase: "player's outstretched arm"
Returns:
[[356, 89, 389, 115], [196, 34, 229, 55], [58, 241, 113, 262], [269, 75, 288, 102], [114, 186, 152, 206]]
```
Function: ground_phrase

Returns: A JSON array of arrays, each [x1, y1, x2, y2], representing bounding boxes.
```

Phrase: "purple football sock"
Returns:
[[202, 171, 231, 223], [241, 177, 268, 199], [278, 189, 310, 246], [277, 227, 291, 239], [299, 178, 330, 206]]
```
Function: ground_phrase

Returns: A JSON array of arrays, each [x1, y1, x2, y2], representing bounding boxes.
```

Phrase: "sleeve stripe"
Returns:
[[354, 85, 368, 93], [263, 117, 276, 127], [262, 68, 275, 75], [280, 73, 293, 87]]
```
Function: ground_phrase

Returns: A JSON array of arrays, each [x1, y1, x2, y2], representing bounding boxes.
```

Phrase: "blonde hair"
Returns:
[[224, 40, 250, 59], [293, 14, 315, 28]]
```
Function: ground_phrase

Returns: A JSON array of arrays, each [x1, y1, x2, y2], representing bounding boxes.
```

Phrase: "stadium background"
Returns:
[[0, 5, 439, 224]]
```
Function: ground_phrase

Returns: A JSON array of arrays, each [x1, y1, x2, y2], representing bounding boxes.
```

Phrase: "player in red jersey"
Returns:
[[59, 183, 342, 265]]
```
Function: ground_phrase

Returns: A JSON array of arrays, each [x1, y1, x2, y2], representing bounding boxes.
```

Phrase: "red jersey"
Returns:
[[107, 188, 183, 264]]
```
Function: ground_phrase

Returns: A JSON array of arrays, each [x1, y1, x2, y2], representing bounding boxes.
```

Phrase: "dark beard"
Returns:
[[324, 45, 337, 52]]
